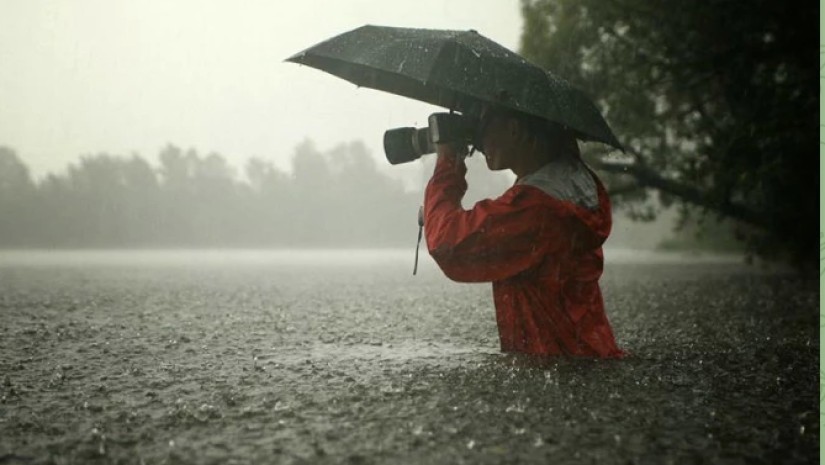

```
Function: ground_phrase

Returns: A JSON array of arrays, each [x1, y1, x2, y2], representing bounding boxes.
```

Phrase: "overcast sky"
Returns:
[[0, 0, 522, 181]]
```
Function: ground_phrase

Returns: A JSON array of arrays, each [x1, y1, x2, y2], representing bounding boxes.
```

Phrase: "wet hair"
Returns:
[[479, 106, 578, 159]]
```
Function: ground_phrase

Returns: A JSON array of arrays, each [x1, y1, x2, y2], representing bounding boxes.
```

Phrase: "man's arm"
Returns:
[[424, 145, 566, 283]]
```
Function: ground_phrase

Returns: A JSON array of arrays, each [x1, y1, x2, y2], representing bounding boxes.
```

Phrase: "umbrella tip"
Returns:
[[284, 52, 305, 63]]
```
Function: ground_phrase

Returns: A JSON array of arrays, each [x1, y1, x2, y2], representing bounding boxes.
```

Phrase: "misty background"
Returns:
[[0, 143, 699, 250], [0, 0, 738, 253], [0, 2, 815, 462]]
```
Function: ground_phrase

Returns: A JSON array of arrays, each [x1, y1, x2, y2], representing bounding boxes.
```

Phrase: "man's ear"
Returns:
[[506, 118, 522, 138], [508, 118, 529, 144]]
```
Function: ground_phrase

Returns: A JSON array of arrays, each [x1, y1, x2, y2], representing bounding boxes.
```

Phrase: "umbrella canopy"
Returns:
[[286, 25, 622, 150]]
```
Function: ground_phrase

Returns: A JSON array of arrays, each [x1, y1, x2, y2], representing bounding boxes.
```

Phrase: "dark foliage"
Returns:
[[520, 0, 818, 271]]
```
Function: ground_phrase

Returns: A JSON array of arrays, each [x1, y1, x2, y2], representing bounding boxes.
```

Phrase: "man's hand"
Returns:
[[436, 142, 468, 161]]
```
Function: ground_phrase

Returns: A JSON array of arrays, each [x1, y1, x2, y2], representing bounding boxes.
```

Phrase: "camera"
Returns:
[[383, 113, 480, 165]]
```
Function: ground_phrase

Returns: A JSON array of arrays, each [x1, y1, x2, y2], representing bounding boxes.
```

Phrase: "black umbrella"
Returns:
[[286, 25, 622, 150]]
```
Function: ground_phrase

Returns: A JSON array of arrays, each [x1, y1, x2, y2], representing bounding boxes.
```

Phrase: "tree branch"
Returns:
[[605, 182, 643, 198], [594, 159, 767, 230]]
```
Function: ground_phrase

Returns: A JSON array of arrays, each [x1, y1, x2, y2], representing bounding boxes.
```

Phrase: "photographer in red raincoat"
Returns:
[[424, 107, 625, 358]]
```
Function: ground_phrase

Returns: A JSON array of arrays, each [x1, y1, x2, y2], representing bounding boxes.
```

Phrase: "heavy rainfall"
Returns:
[[0, 1, 818, 464]]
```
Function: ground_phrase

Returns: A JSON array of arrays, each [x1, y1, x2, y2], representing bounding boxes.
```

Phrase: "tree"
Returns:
[[67, 154, 133, 245], [0, 147, 36, 246], [520, 0, 817, 270], [290, 140, 334, 245], [327, 141, 420, 246], [190, 151, 241, 244], [121, 155, 161, 244], [157, 145, 198, 244], [244, 157, 292, 245]]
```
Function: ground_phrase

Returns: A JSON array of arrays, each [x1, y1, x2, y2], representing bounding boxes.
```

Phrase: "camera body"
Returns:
[[383, 113, 479, 165]]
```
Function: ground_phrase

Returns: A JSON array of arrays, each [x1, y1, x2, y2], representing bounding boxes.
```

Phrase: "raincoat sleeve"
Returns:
[[424, 154, 565, 283]]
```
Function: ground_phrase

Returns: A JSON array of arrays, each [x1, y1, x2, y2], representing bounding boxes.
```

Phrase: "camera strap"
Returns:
[[413, 205, 424, 275]]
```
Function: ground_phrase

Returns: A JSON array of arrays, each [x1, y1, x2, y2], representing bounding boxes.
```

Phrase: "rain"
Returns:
[[0, 1, 818, 464]]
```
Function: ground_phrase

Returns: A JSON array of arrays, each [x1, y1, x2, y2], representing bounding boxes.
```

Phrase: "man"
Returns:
[[423, 108, 625, 358]]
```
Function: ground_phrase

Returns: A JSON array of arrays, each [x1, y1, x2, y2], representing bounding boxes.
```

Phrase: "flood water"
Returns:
[[0, 249, 817, 464]]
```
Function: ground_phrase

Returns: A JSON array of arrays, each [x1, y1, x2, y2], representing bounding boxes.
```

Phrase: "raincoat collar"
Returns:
[[514, 156, 612, 248], [515, 155, 599, 210]]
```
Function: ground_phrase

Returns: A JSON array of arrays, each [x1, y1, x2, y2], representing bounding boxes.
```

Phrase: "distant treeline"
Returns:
[[0, 142, 449, 248], [2, 142, 753, 252]]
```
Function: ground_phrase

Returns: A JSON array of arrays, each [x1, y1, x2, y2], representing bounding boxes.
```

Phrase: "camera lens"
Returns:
[[383, 127, 433, 165]]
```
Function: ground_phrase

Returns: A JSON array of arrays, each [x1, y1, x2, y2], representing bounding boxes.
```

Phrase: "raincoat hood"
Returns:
[[515, 155, 612, 252]]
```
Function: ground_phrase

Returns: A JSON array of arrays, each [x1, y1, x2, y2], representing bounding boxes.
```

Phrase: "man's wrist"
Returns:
[[436, 143, 468, 161]]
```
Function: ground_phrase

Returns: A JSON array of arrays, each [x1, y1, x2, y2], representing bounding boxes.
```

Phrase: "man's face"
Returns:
[[480, 115, 517, 171]]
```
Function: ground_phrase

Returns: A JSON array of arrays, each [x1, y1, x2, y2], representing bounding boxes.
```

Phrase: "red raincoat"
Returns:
[[424, 154, 625, 358]]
